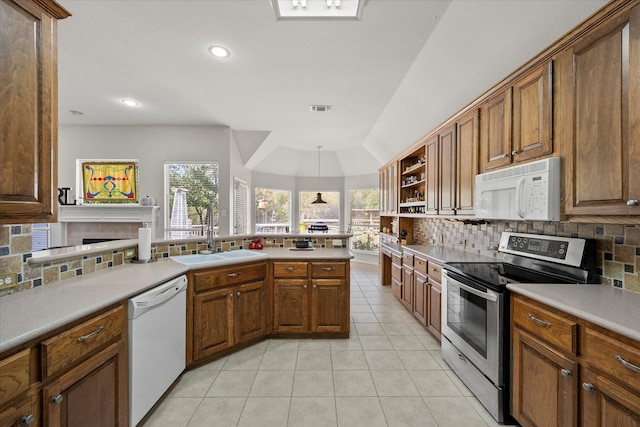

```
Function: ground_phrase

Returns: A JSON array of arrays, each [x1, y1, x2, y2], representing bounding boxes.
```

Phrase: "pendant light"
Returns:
[[311, 146, 327, 204]]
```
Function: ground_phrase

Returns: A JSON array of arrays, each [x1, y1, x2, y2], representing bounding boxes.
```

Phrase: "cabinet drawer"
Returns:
[[41, 305, 125, 378], [391, 253, 402, 266], [512, 297, 576, 354], [194, 262, 267, 291], [584, 328, 640, 392], [428, 263, 442, 282], [0, 349, 30, 405], [273, 262, 308, 278], [402, 252, 414, 267], [391, 263, 402, 282], [414, 256, 428, 275], [311, 262, 345, 278]]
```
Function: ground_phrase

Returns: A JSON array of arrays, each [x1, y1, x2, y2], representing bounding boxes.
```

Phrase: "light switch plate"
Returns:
[[0, 273, 18, 290]]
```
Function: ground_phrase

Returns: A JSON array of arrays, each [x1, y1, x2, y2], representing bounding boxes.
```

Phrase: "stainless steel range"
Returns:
[[441, 232, 596, 423]]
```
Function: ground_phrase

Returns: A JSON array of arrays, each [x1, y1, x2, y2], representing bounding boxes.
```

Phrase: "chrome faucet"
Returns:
[[206, 209, 215, 251]]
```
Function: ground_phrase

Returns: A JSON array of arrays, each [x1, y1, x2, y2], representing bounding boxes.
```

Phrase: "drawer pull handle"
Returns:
[[227, 272, 242, 278], [582, 383, 595, 392], [615, 354, 640, 373], [527, 314, 551, 328], [21, 414, 35, 425], [52, 394, 64, 404], [285, 267, 297, 271], [77, 325, 105, 343], [561, 369, 572, 377], [321, 267, 336, 271], [237, 291, 241, 296]]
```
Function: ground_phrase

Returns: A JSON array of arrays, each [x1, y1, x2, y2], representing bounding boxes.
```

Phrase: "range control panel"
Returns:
[[499, 232, 586, 267], [506, 235, 569, 260]]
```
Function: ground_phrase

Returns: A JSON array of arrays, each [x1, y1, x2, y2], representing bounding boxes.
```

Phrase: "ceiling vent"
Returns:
[[310, 105, 333, 112]]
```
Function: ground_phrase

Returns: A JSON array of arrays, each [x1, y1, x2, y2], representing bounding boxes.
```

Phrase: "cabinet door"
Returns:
[[310, 279, 346, 333], [193, 288, 234, 360], [511, 327, 578, 427], [480, 88, 513, 171], [581, 368, 640, 427], [412, 271, 427, 326], [401, 267, 413, 311], [512, 61, 553, 163], [427, 279, 441, 340], [456, 109, 479, 215], [425, 135, 439, 215], [0, 396, 36, 427], [235, 281, 266, 344], [560, 5, 640, 216], [0, 0, 68, 224], [42, 341, 127, 427], [273, 279, 309, 333], [439, 124, 457, 215]]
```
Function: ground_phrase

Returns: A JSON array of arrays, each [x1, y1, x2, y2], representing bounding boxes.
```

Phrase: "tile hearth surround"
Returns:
[[1, 218, 640, 297]]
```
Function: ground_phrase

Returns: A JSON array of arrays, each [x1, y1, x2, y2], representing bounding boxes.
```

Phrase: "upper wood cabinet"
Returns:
[[398, 146, 426, 216], [560, 4, 640, 217], [0, 0, 70, 225], [480, 61, 553, 173], [438, 124, 456, 215], [455, 109, 479, 215], [480, 88, 512, 171], [425, 135, 439, 215], [379, 162, 397, 215], [512, 61, 553, 163]]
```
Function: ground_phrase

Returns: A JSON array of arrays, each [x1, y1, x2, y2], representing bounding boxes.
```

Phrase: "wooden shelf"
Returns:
[[401, 179, 425, 189], [402, 162, 425, 175]]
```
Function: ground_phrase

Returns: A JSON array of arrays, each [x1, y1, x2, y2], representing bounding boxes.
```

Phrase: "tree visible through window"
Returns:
[[255, 188, 290, 233], [165, 163, 219, 237], [299, 191, 340, 232], [350, 189, 380, 253]]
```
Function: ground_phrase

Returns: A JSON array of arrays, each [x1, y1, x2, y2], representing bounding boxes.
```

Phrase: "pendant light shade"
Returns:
[[311, 192, 326, 204], [311, 146, 327, 204]]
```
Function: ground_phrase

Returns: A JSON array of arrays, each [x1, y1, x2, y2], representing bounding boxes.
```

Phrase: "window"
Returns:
[[234, 178, 248, 235], [164, 162, 219, 238], [31, 223, 50, 252], [349, 188, 380, 253], [299, 191, 340, 232], [255, 188, 290, 233]]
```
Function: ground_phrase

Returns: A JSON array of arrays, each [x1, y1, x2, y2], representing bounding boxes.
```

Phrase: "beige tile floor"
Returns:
[[141, 261, 510, 427]]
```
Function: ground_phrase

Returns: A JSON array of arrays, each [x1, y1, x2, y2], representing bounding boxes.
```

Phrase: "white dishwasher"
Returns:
[[128, 274, 187, 426]]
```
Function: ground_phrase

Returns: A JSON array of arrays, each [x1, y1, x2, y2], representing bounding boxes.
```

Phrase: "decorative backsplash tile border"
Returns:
[[413, 218, 640, 292], [0, 226, 348, 297]]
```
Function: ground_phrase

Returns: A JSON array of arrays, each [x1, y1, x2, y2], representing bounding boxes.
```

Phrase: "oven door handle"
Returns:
[[443, 270, 498, 302]]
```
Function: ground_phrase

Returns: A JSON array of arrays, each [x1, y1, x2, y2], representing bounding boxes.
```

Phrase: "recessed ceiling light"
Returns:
[[310, 105, 333, 112], [121, 99, 139, 107], [208, 45, 230, 58]]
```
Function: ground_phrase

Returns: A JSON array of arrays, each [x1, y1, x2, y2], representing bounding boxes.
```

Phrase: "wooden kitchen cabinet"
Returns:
[[188, 262, 267, 365], [455, 109, 479, 215], [401, 264, 413, 311], [398, 146, 426, 216], [0, 0, 70, 225], [412, 270, 428, 325], [41, 304, 128, 427], [0, 348, 36, 427], [425, 135, 439, 215], [559, 3, 640, 218], [426, 261, 442, 340], [438, 124, 457, 216], [273, 260, 349, 336], [480, 88, 513, 172]]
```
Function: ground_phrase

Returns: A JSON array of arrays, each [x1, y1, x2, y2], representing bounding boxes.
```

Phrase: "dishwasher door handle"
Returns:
[[129, 275, 187, 318]]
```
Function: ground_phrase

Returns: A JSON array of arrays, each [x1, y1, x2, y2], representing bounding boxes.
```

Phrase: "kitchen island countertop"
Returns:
[[1, 248, 352, 354]]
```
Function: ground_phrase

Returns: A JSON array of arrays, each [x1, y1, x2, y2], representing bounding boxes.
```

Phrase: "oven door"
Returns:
[[441, 269, 504, 386]]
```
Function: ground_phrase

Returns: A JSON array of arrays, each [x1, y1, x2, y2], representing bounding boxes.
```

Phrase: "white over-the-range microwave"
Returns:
[[474, 157, 560, 221]]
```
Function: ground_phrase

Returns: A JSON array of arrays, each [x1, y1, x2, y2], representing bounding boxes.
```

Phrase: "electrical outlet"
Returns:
[[124, 248, 137, 260], [0, 273, 18, 290]]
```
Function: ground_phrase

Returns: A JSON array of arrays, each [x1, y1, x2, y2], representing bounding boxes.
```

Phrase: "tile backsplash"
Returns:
[[0, 226, 347, 297], [413, 218, 640, 292]]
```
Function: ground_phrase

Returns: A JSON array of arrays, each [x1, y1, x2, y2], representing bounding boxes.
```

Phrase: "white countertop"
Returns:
[[1, 248, 353, 354], [507, 283, 640, 342], [401, 244, 498, 263]]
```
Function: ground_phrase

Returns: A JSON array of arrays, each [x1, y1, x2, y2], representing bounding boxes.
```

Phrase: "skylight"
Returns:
[[270, 0, 364, 21]]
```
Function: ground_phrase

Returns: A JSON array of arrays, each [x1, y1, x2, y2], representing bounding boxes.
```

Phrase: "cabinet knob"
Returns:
[[303, 285, 307, 289], [511, 150, 519, 156], [582, 383, 595, 392], [501, 153, 508, 159], [52, 394, 64, 404], [560, 369, 572, 377], [21, 414, 35, 425], [313, 285, 317, 288], [627, 200, 639, 206], [237, 291, 240, 296]]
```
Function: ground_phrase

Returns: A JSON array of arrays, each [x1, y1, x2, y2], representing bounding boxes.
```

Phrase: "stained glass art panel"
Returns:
[[81, 161, 138, 203]]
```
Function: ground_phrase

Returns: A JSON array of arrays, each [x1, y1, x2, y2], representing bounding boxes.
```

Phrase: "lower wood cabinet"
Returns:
[[188, 262, 267, 365], [412, 271, 427, 325], [272, 261, 349, 336], [0, 303, 128, 427], [511, 293, 640, 427], [426, 278, 441, 340]]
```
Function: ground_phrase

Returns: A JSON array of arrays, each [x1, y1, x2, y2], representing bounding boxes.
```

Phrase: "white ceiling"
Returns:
[[56, 0, 607, 178]]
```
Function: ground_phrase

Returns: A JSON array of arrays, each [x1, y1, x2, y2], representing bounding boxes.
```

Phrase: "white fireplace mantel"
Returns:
[[58, 205, 159, 223]]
